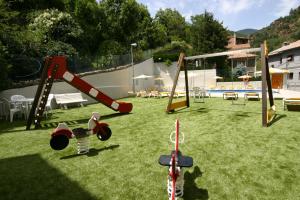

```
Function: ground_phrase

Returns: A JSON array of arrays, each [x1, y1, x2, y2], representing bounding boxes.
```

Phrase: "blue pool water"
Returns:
[[207, 89, 278, 93]]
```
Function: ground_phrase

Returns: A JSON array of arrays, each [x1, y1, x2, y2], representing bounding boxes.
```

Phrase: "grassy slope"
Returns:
[[0, 98, 300, 200]]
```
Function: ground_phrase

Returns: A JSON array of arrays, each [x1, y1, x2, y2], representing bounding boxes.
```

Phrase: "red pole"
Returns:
[[171, 154, 176, 200], [175, 119, 179, 154]]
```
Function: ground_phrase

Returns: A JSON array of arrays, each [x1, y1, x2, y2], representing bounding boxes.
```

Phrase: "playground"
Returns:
[[0, 97, 300, 200]]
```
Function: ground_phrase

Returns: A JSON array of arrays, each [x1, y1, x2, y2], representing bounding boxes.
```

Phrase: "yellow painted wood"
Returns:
[[168, 101, 187, 111]]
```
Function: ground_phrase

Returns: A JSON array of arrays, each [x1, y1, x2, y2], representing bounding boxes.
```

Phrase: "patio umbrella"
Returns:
[[214, 76, 223, 79], [255, 68, 289, 75], [133, 74, 153, 90], [238, 75, 252, 79], [270, 68, 289, 74], [214, 76, 223, 87], [238, 75, 252, 89], [133, 74, 153, 79]]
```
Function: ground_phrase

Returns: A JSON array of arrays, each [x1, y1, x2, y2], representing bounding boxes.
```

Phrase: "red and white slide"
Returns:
[[47, 56, 132, 113]]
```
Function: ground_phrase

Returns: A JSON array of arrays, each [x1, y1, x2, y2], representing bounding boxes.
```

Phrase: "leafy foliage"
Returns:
[[30, 10, 82, 41], [153, 40, 191, 62], [251, 6, 300, 51], [155, 8, 187, 42], [190, 11, 229, 54], [0, 0, 228, 90]]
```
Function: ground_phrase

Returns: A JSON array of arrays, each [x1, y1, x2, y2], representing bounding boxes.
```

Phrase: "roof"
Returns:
[[228, 53, 257, 59], [185, 48, 261, 60], [269, 40, 300, 56], [226, 43, 251, 50]]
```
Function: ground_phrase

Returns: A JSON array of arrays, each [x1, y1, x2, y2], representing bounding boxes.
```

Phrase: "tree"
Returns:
[[70, 0, 105, 56], [29, 9, 82, 56], [0, 0, 21, 89], [155, 8, 186, 42], [99, 0, 153, 51], [190, 11, 228, 54]]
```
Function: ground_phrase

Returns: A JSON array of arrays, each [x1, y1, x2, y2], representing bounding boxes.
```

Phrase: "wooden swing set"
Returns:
[[166, 41, 275, 127]]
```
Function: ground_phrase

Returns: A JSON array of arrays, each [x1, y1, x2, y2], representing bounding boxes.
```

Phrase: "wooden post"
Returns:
[[261, 43, 268, 127], [167, 53, 185, 112], [183, 59, 190, 107]]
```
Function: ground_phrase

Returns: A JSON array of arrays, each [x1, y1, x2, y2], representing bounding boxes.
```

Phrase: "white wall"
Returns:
[[0, 58, 157, 104], [132, 58, 155, 91], [269, 48, 300, 91], [154, 62, 216, 90]]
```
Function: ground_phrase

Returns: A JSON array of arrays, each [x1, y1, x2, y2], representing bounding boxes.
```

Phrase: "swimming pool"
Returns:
[[207, 89, 262, 93]]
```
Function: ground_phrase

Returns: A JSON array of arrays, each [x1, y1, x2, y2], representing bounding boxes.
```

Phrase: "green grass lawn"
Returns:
[[0, 97, 300, 200]]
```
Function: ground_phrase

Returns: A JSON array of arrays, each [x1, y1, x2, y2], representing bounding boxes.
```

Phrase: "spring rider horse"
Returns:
[[50, 112, 112, 154]]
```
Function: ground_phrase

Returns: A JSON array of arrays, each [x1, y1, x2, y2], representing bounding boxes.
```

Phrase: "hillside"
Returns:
[[251, 6, 300, 51], [237, 28, 257, 36]]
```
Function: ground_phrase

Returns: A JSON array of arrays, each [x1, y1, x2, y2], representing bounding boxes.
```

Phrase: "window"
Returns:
[[289, 72, 294, 80], [287, 55, 294, 62]]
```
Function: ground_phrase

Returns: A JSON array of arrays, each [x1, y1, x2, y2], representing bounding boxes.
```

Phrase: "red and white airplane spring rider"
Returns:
[[159, 120, 193, 200], [50, 112, 112, 154]]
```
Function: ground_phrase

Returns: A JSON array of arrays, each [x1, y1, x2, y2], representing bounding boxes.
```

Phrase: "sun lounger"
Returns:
[[176, 91, 186, 98], [136, 90, 149, 98], [160, 91, 170, 98], [149, 91, 161, 98], [223, 92, 238, 100], [244, 92, 260, 101], [283, 98, 300, 111], [54, 93, 88, 109]]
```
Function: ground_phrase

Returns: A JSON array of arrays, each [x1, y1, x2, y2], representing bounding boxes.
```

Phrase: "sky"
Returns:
[[136, 0, 300, 31]]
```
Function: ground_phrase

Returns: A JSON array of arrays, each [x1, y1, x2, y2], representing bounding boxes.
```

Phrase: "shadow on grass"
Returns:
[[268, 114, 287, 127], [41, 113, 131, 129], [0, 112, 131, 134], [168, 108, 209, 114], [0, 154, 98, 200], [183, 166, 208, 200], [60, 144, 120, 160], [234, 112, 250, 117]]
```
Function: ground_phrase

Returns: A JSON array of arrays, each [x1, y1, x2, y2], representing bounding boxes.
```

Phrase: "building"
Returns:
[[226, 33, 257, 76], [269, 40, 300, 91]]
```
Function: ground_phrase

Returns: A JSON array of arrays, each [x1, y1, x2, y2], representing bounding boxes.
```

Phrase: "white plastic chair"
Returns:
[[45, 94, 54, 118], [1, 98, 23, 122], [10, 95, 27, 120]]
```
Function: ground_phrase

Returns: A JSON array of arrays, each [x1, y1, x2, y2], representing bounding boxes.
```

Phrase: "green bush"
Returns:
[[153, 53, 178, 62], [153, 40, 192, 62]]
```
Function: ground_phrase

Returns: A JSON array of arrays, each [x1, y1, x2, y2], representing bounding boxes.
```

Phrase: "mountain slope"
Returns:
[[237, 28, 257, 36], [251, 6, 300, 51]]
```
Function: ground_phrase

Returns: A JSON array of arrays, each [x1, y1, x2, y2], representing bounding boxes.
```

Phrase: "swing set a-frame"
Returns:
[[166, 41, 275, 127]]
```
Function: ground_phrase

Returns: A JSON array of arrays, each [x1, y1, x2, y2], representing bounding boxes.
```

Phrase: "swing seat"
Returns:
[[167, 100, 187, 112], [245, 92, 260, 101], [223, 92, 238, 100], [159, 151, 193, 168], [283, 98, 300, 111], [267, 109, 276, 123]]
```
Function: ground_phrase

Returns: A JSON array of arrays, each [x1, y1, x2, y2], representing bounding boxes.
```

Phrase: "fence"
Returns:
[[5, 50, 154, 90]]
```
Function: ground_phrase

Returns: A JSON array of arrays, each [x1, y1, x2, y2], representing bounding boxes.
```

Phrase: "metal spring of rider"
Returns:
[[167, 167, 184, 199], [77, 136, 89, 154]]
